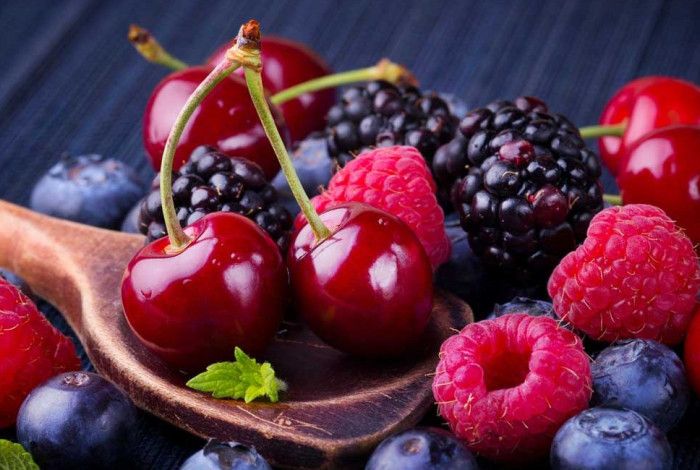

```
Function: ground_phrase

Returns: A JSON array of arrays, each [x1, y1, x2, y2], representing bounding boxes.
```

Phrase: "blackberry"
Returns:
[[324, 80, 459, 203], [447, 97, 603, 282], [138, 146, 292, 251]]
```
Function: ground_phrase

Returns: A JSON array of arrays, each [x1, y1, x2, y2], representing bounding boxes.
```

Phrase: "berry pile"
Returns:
[[448, 97, 604, 282], [138, 146, 293, 251]]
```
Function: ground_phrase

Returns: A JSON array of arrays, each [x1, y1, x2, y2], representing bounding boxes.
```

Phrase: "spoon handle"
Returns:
[[0, 199, 144, 337]]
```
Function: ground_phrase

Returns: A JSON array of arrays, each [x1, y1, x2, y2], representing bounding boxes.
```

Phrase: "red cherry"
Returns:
[[207, 36, 335, 142], [617, 125, 700, 246], [598, 76, 700, 175], [143, 66, 288, 178], [684, 308, 700, 395], [288, 203, 434, 357], [121, 212, 287, 372]]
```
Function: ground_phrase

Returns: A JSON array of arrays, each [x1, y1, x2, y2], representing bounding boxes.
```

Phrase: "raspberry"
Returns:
[[548, 204, 700, 345], [295, 146, 450, 268], [432, 314, 591, 462], [0, 278, 80, 427]]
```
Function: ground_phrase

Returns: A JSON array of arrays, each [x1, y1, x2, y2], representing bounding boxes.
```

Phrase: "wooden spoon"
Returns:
[[0, 200, 473, 469]]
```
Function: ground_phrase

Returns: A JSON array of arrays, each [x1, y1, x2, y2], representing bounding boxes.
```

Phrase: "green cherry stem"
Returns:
[[270, 59, 417, 105], [128, 24, 188, 71], [579, 123, 626, 139], [603, 194, 623, 205], [158, 25, 254, 251], [239, 30, 331, 241]]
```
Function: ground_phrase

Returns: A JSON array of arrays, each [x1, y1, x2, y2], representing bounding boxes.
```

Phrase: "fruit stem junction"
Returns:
[[158, 25, 251, 251], [238, 26, 331, 241], [128, 24, 188, 71], [579, 123, 626, 139], [271, 59, 417, 105]]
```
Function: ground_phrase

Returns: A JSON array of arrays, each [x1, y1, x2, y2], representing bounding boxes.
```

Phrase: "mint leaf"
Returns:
[[186, 347, 287, 403], [0, 440, 39, 470]]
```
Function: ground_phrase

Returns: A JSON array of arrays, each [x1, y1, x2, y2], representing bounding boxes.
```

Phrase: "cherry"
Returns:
[[207, 36, 335, 142], [684, 307, 700, 395], [288, 203, 433, 356], [122, 23, 288, 372], [583, 76, 700, 175], [121, 212, 286, 372], [143, 66, 288, 178], [617, 125, 700, 246]]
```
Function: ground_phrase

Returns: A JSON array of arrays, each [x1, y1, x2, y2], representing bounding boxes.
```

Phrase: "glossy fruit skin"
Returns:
[[207, 36, 335, 143], [30, 154, 144, 229], [121, 212, 287, 372], [591, 339, 689, 432], [599, 76, 700, 175], [143, 67, 288, 178], [617, 125, 700, 245], [365, 428, 479, 470], [17, 372, 138, 470], [683, 309, 700, 396], [550, 407, 672, 470], [288, 203, 433, 357], [180, 439, 271, 470]]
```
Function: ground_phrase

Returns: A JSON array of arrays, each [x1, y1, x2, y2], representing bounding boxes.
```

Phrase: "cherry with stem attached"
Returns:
[[121, 22, 288, 372], [238, 24, 434, 358]]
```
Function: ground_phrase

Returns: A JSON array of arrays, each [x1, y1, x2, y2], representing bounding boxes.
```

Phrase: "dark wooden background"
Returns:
[[1, 0, 699, 468]]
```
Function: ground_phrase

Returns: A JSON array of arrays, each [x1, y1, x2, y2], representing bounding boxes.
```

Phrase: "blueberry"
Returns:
[[271, 133, 333, 217], [17, 371, 138, 470], [551, 407, 672, 470], [591, 339, 689, 431], [490, 296, 556, 320], [120, 199, 143, 233], [366, 428, 478, 470], [30, 154, 144, 229], [180, 440, 271, 470]]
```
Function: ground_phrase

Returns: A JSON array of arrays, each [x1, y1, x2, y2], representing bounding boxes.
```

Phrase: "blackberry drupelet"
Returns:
[[324, 80, 459, 202], [446, 97, 603, 282], [138, 146, 292, 251]]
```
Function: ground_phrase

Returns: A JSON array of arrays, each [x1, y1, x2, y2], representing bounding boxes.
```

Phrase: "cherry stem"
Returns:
[[579, 123, 626, 139], [603, 193, 622, 206], [270, 59, 417, 105], [238, 34, 331, 241], [128, 24, 188, 71], [158, 28, 249, 251]]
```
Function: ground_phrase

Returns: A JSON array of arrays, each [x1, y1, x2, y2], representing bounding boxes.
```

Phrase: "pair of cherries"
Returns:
[[122, 21, 434, 372], [587, 76, 700, 245], [141, 31, 335, 178]]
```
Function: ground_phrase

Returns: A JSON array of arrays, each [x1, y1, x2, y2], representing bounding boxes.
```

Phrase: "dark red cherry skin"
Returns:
[[617, 125, 700, 246], [207, 36, 335, 143], [288, 203, 434, 357], [599, 76, 700, 176], [121, 212, 287, 372], [143, 66, 288, 178]]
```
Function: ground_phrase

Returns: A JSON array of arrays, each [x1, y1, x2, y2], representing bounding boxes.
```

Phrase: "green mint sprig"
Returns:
[[0, 440, 39, 470], [186, 347, 287, 403]]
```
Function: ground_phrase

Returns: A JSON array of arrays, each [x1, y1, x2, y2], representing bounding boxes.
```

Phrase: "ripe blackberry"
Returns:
[[324, 80, 459, 202], [447, 97, 603, 282], [138, 146, 292, 251]]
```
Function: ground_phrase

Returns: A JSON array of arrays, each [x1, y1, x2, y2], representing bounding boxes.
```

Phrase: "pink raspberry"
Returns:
[[294, 146, 450, 268], [0, 278, 80, 427], [433, 314, 591, 462], [548, 204, 700, 345]]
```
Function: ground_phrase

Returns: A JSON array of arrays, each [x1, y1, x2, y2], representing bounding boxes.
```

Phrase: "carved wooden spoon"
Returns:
[[0, 200, 473, 469]]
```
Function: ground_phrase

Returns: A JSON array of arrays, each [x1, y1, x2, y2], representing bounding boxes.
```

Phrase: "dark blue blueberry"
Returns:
[[17, 371, 138, 470], [435, 214, 491, 316], [180, 440, 271, 470], [30, 154, 144, 229], [591, 339, 689, 432], [272, 133, 332, 216], [366, 428, 478, 470], [551, 407, 672, 470], [490, 296, 556, 320], [120, 199, 143, 233]]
